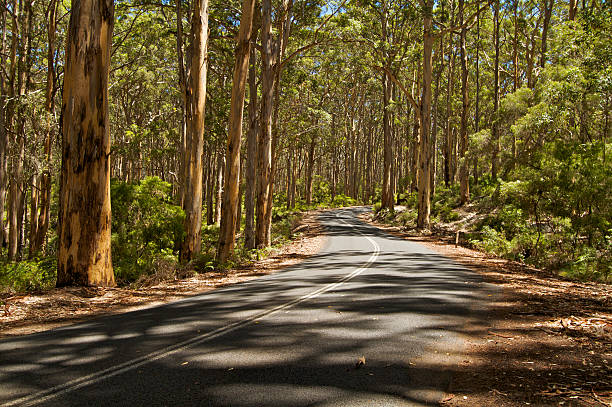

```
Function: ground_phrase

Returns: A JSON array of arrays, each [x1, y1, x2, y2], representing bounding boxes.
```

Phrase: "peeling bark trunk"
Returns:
[[1, 0, 18, 249], [381, 71, 393, 209], [176, 0, 187, 208], [0, 4, 7, 249], [215, 151, 224, 225], [57, 0, 115, 286], [444, 7, 455, 188], [491, 0, 501, 179], [243, 46, 258, 250], [255, 0, 274, 248], [305, 134, 316, 205], [380, 4, 393, 210], [417, 0, 433, 229], [217, 0, 256, 262], [474, 10, 480, 185], [9, 0, 32, 261], [180, 0, 209, 263], [31, 0, 58, 255], [459, 0, 470, 205], [431, 35, 443, 197]]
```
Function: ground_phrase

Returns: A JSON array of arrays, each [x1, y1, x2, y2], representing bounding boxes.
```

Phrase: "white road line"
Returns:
[[4, 209, 380, 407]]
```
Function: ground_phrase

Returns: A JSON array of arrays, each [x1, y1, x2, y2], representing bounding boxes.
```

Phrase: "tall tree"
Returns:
[[458, 0, 470, 204], [417, 0, 433, 228], [0, 0, 8, 250], [180, 0, 209, 263], [491, 0, 500, 179], [540, 0, 553, 68], [30, 0, 58, 255], [217, 0, 257, 263], [8, 0, 32, 260], [255, 0, 275, 248], [243, 45, 258, 250], [380, 2, 393, 210], [57, 0, 115, 286]]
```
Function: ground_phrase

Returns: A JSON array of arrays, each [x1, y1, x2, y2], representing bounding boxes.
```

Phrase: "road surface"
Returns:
[[0, 207, 494, 406]]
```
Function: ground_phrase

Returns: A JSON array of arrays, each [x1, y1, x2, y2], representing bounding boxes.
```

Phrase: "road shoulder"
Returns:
[[359, 211, 612, 407], [0, 211, 327, 339]]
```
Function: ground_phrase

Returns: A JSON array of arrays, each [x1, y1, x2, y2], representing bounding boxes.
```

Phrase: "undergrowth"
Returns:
[[372, 181, 611, 283]]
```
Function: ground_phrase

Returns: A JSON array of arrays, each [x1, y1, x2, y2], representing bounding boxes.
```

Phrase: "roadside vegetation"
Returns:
[[0, 176, 353, 293]]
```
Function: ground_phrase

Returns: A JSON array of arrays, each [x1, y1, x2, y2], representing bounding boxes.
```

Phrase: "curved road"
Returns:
[[0, 207, 494, 406]]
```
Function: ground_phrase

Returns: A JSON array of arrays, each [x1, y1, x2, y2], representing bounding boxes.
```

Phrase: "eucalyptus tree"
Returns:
[[57, 0, 116, 286], [217, 0, 257, 263], [179, 0, 209, 263]]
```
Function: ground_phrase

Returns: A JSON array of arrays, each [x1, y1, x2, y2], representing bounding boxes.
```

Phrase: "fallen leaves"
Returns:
[[557, 316, 612, 341], [354, 356, 366, 369]]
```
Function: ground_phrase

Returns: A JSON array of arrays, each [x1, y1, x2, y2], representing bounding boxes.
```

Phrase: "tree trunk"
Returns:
[[541, 0, 553, 68], [491, 0, 501, 180], [459, 0, 470, 205], [305, 133, 316, 205], [255, 0, 274, 248], [381, 71, 393, 209], [206, 153, 215, 225], [31, 0, 58, 255], [444, 9, 455, 188], [57, 0, 115, 286], [180, 0, 209, 263], [417, 0, 433, 229], [380, 3, 393, 210], [474, 9, 480, 185], [176, 0, 187, 208], [432, 34, 443, 197], [9, 0, 32, 261], [215, 151, 224, 225], [217, 0, 256, 262], [0, 3, 7, 250], [569, 0, 577, 20], [243, 46, 258, 250]]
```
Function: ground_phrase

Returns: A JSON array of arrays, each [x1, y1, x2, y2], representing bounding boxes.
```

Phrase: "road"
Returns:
[[0, 207, 494, 406]]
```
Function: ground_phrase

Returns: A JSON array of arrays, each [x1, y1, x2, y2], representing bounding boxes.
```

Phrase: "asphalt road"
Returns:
[[0, 207, 494, 406]]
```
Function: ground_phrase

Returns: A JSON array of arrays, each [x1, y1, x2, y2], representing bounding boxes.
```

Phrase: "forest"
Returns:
[[0, 0, 610, 291]]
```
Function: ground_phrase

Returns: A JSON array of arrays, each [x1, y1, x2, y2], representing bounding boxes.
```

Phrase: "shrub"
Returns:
[[397, 209, 417, 227], [0, 257, 57, 293], [331, 194, 356, 208], [111, 177, 185, 284]]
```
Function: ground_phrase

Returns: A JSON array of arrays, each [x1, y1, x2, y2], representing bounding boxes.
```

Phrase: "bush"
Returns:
[[472, 226, 513, 258], [0, 257, 57, 293], [397, 209, 417, 227], [111, 177, 185, 284], [331, 194, 356, 208]]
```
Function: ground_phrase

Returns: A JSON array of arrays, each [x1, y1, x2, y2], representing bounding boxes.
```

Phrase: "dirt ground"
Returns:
[[0, 211, 326, 338], [360, 212, 612, 407]]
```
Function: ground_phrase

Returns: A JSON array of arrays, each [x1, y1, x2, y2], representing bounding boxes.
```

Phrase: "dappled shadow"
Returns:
[[3, 207, 595, 406]]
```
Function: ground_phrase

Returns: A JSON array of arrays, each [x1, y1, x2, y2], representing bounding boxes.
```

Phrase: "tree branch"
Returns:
[[374, 65, 421, 115]]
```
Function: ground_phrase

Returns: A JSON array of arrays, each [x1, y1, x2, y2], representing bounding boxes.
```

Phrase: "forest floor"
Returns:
[[360, 211, 612, 407], [0, 211, 326, 338]]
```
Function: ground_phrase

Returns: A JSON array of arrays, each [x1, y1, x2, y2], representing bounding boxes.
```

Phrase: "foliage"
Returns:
[[0, 257, 57, 293], [330, 194, 357, 208], [111, 177, 184, 284]]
